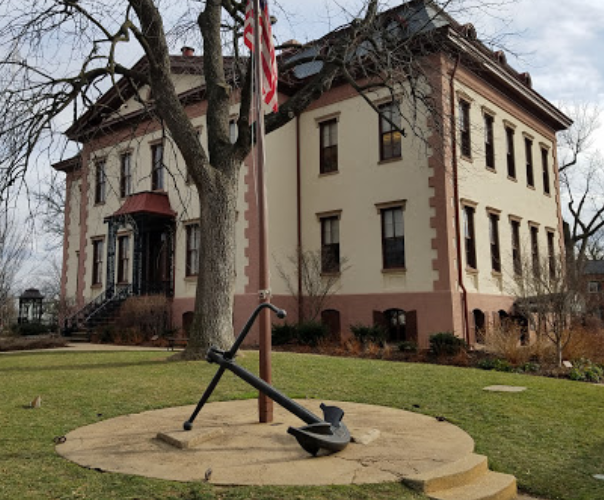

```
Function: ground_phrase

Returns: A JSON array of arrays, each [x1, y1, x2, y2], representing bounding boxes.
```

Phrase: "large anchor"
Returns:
[[184, 304, 351, 456]]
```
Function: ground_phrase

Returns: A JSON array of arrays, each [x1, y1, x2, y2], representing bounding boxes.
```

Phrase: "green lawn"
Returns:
[[1, 349, 603, 500]]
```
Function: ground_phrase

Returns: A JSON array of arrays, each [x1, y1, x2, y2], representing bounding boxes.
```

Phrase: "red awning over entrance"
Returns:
[[112, 192, 176, 218]]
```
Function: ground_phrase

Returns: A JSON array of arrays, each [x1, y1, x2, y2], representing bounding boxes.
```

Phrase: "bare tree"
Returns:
[[562, 153, 604, 263], [558, 102, 601, 173], [0, 212, 29, 331], [0, 0, 515, 357], [276, 248, 347, 323], [512, 256, 583, 367], [33, 172, 66, 250], [557, 103, 604, 263]]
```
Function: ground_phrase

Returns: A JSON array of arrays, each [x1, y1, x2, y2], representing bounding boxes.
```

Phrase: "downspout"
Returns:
[[449, 54, 471, 344], [296, 116, 303, 323]]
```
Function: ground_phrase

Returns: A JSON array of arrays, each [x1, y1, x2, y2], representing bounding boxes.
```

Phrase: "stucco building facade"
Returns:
[[55, 1, 571, 347]]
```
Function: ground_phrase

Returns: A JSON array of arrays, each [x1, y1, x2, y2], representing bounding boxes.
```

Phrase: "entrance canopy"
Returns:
[[111, 191, 176, 219]]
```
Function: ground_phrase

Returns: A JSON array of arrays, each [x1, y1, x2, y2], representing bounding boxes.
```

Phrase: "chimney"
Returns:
[[181, 46, 195, 57]]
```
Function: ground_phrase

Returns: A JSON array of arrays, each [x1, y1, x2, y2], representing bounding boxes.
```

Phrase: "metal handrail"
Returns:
[[63, 284, 133, 333]]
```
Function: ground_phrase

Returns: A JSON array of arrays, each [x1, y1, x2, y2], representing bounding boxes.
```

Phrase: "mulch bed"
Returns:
[[0, 335, 69, 352]]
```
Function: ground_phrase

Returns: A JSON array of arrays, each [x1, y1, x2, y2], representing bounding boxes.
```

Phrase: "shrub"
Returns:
[[485, 323, 532, 365], [296, 321, 329, 346], [115, 295, 171, 343], [272, 321, 330, 347], [563, 327, 604, 365], [10, 322, 50, 336], [272, 322, 298, 346], [399, 341, 418, 353], [0, 334, 68, 352], [429, 332, 467, 356], [518, 361, 541, 373], [350, 324, 387, 345], [568, 358, 604, 383], [476, 357, 513, 372]]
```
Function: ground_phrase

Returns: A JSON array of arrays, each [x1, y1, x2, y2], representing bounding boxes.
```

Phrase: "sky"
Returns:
[[11, 0, 604, 289], [268, 0, 604, 105]]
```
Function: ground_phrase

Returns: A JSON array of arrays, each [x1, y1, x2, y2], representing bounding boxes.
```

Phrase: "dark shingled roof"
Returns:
[[20, 288, 44, 299], [584, 260, 604, 275]]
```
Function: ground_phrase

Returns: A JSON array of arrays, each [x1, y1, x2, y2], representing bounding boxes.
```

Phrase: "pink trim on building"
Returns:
[[77, 144, 91, 309]]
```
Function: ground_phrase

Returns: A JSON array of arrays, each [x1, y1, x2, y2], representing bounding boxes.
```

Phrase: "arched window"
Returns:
[[473, 309, 486, 344], [182, 311, 194, 335], [384, 308, 406, 342]]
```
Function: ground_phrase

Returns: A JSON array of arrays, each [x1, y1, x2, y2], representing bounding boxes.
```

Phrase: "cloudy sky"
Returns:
[[267, 0, 604, 107]]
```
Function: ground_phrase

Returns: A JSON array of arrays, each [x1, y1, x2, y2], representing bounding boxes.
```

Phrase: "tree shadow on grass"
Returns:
[[0, 357, 173, 374]]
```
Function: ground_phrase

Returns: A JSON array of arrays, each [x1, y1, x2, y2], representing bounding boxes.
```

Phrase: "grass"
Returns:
[[0, 350, 603, 500]]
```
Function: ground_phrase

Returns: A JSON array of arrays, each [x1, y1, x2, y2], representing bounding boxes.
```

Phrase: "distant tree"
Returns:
[[33, 172, 66, 250], [0, 212, 29, 330], [558, 103, 604, 263]]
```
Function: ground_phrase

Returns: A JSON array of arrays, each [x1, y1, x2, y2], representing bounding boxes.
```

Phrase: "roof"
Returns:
[[20, 288, 44, 299], [52, 155, 82, 173], [584, 260, 604, 275], [111, 192, 176, 219]]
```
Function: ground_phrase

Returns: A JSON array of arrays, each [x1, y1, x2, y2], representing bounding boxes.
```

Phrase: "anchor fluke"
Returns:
[[287, 403, 351, 455]]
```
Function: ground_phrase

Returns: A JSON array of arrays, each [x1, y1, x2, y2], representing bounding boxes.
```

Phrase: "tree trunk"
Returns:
[[557, 342, 563, 368], [181, 163, 240, 359]]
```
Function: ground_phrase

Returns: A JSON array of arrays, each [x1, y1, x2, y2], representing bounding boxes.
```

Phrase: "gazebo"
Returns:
[[18, 288, 45, 324]]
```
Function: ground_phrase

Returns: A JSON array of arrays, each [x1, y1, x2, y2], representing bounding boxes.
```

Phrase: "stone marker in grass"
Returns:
[[483, 385, 527, 392]]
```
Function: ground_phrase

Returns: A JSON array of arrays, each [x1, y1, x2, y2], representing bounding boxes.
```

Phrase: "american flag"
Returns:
[[243, 0, 278, 112]]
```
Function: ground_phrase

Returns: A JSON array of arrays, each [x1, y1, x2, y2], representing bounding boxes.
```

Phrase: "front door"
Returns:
[[143, 229, 172, 295]]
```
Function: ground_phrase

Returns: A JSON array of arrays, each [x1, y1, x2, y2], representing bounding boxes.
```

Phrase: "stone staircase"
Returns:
[[403, 453, 517, 500]]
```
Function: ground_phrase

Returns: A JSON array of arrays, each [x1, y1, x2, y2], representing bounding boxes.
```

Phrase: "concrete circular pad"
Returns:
[[56, 400, 474, 486]]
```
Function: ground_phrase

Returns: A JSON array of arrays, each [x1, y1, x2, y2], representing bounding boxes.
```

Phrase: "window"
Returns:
[[379, 101, 402, 161], [186, 224, 200, 276], [511, 219, 522, 275], [117, 235, 130, 283], [229, 119, 238, 144], [530, 225, 539, 277], [95, 160, 106, 204], [120, 153, 132, 198], [459, 100, 471, 158], [151, 143, 164, 190], [381, 207, 405, 269], [484, 114, 495, 169], [320, 119, 338, 173], [489, 212, 501, 272], [92, 239, 104, 286], [547, 230, 555, 279], [542, 147, 550, 195], [525, 137, 534, 187], [463, 205, 476, 269], [506, 127, 516, 179], [321, 216, 340, 273], [589, 281, 601, 294]]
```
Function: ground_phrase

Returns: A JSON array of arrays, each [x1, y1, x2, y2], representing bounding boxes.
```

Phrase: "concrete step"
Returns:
[[428, 470, 517, 500], [404, 454, 489, 493]]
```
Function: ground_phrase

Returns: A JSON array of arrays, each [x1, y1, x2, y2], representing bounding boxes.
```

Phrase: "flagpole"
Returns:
[[252, 0, 273, 423]]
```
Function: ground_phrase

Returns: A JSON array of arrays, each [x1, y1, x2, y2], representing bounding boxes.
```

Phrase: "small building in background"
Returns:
[[18, 288, 45, 324]]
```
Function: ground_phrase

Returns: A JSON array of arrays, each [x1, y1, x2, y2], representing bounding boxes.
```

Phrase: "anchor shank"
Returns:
[[207, 348, 322, 425]]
